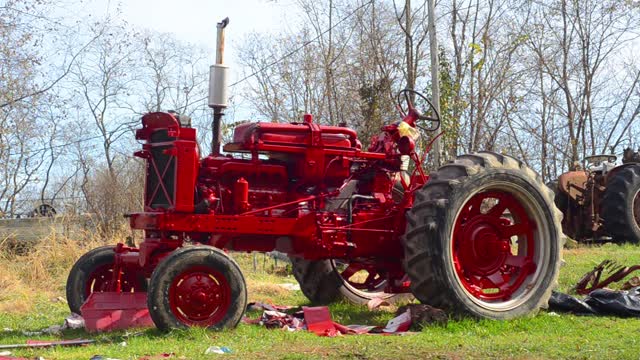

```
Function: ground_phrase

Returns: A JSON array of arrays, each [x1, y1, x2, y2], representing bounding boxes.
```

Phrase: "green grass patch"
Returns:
[[1, 245, 640, 359]]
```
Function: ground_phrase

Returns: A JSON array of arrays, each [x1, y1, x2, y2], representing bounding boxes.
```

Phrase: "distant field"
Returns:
[[1, 243, 639, 359]]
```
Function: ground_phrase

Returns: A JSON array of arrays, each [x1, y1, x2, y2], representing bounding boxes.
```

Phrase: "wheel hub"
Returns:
[[458, 216, 510, 276], [170, 267, 230, 326], [453, 190, 538, 302]]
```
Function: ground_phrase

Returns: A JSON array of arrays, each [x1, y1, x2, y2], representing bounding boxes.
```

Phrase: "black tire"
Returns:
[[546, 180, 568, 214], [290, 257, 342, 304], [403, 151, 563, 319], [66, 246, 146, 314], [601, 165, 640, 243], [147, 246, 247, 330]]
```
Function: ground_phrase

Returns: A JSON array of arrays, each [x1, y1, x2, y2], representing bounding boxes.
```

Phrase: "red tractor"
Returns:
[[66, 21, 562, 330]]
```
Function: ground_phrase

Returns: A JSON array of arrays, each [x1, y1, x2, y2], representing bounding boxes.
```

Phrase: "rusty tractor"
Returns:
[[550, 150, 640, 243], [66, 20, 563, 330]]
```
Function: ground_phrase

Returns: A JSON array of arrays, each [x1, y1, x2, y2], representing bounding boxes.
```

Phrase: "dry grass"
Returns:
[[246, 278, 294, 302], [0, 225, 120, 313]]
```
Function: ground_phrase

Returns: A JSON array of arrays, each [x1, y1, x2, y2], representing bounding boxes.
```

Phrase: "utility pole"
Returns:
[[427, 0, 442, 167], [404, 0, 415, 95]]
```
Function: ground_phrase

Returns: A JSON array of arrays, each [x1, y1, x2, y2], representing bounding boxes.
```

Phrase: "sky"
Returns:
[[74, 0, 301, 84]]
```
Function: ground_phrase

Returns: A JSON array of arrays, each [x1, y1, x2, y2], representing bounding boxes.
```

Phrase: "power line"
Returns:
[[231, 1, 373, 88]]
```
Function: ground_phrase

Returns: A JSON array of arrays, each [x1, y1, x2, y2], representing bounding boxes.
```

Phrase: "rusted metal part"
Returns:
[[621, 276, 640, 290], [555, 165, 615, 242], [572, 260, 640, 295]]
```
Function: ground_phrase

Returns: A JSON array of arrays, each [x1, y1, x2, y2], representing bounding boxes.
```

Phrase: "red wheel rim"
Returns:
[[168, 266, 232, 327], [452, 190, 538, 303], [335, 262, 386, 291], [85, 264, 142, 297]]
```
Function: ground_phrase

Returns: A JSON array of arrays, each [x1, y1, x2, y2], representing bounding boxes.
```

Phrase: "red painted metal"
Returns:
[[81, 292, 153, 332], [233, 177, 249, 213], [126, 111, 423, 275], [168, 265, 232, 326], [452, 190, 537, 301]]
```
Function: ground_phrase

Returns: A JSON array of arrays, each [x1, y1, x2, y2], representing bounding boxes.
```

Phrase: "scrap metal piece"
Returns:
[[572, 260, 640, 295], [0, 339, 94, 350], [621, 276, 640, 290]]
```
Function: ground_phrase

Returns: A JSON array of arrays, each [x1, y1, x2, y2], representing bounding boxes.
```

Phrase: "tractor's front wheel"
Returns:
[[404, 152, 563, 319], [147, 246, 247, 330]]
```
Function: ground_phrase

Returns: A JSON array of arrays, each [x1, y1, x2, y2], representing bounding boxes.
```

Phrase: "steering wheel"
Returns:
[[584, 154, 617, 170], [396, 89, 441, 132]]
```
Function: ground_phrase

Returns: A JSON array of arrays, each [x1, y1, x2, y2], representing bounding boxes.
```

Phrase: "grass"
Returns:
[[1, 239, 640, 359]]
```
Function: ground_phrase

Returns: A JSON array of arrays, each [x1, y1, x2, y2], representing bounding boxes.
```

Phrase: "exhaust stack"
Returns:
[[209, 17, 230, 155]]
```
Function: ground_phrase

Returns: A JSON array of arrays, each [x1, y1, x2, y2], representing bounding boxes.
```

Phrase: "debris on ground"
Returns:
[[277, 283, 301, 291], [377, 309, 412, 333], [245, 303, 438, 336], [244, 302, 304, 330], [396, 304, 448, 329], [19, 313, 85, 336], [0, 339, 94, 350], [64, 313, 85, 329], [246, 302, 296, 312], [52, 296, 67, 304], [89, 356, 121, 360], [367, 298, 393, 311], [303, 306, 345, 336], [550, 287, 640, 317], [138, 353, 174, 359], [621, 276, 640, 290], [249, 309, 305, 331], [549, 291, 595, 314], [572, 259, 640, 295], [204, 346, 232, 355]]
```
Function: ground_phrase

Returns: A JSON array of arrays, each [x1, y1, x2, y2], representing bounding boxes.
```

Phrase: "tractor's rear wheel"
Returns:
[[66, 246, 146, 314], [290, 258, 405, 305], [546, 180, 568, 215], [404, 152, 563, 319], [601, 165, 640, 243], [147, 246, 247, 330]]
